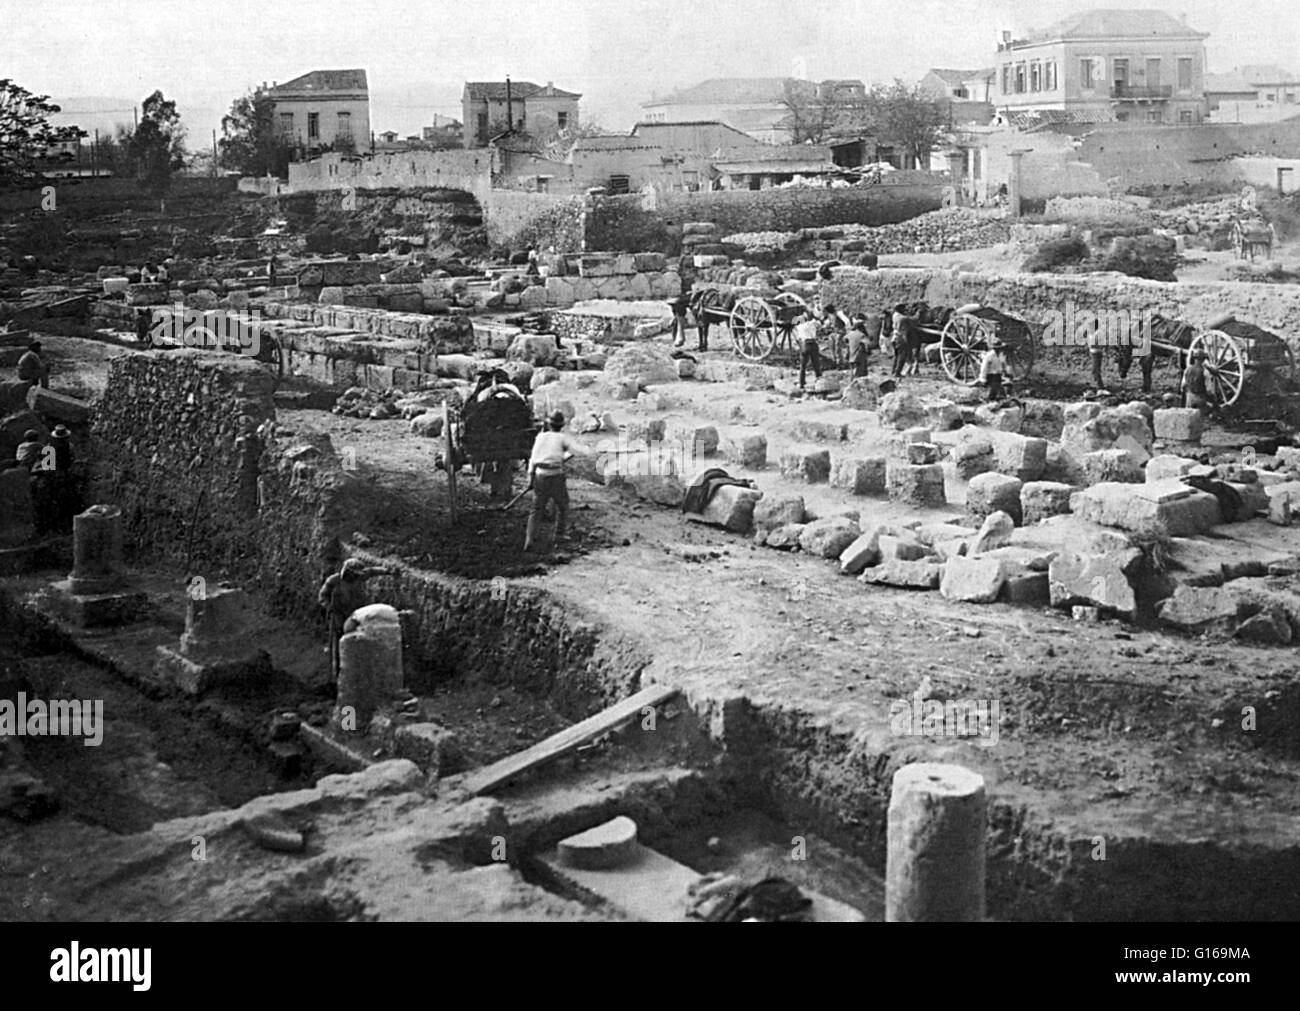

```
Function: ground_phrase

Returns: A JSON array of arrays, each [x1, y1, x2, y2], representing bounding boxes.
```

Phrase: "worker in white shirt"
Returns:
[[979, 337, 1007, 402], [524, 411, 589, 553], [795, 311, 823, 389]]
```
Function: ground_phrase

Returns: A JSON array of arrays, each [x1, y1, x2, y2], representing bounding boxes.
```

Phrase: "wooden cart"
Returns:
[[441, 384, 540, 522]]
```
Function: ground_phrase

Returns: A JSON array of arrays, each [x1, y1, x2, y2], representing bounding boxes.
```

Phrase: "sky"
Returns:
[[2, 0, 1297, 148]]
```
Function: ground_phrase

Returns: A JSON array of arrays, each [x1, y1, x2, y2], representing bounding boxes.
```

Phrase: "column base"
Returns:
[[46, 579, 148, 628]]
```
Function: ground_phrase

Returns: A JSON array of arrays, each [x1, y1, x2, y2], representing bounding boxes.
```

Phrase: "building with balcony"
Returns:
[[265, 69, 369, 156], [993, 9, 1207, 126]]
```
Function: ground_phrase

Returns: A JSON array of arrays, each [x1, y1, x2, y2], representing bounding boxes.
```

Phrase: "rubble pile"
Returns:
[[333, 386, 402, 420], [1151, 196, 1247, 237]]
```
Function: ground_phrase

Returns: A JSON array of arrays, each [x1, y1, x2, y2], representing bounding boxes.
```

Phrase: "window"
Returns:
[[1045, 61, 1057, 91], [1266, 93, 1276, 102], [557, 111, 568, 130], [1002, 65, 1010, 94], [1030, 62, 1041, 92], [336, 111, 351, 141], [1112, 58, 1129, 88], [278, 112, 294, 137], [608, 174, 630, 194], [1146, 58, 1161, 87], [1147, 109, 1162, 122], [1179, 109, 1194, 124], [307, 112, 319, 140], [1287, 93, 1297, 103], [1177, 57, 1193, 90], [1116, 111, 1130, 122], [1081, 58, 1097, 90], [1015, 63, 1026, 93]]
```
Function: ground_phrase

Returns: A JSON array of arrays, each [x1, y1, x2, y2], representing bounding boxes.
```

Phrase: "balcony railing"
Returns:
[[1111, 83, 1174, 100]]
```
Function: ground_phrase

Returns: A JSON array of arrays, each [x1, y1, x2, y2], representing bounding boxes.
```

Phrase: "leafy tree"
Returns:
[[0, 78, 86, 187], [128, 90, 186, 207], [219, 90, 289, 176], [864, 81, 947, 167]]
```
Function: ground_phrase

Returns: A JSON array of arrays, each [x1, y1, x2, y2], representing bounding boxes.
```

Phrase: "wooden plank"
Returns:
[[460, 683, 679, 796]]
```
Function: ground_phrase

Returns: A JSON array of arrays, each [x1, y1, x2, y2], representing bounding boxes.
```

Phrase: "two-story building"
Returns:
[[265, 69, 370, 156], [462, 81, 581, 148], [993, 9, 1207, 126]]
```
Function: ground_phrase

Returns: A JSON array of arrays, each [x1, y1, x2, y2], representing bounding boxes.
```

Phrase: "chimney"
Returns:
[[546, 80, 553, 89]]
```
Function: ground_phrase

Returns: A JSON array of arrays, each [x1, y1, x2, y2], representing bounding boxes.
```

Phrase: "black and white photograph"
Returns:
[[0, 0, 1294, 970]]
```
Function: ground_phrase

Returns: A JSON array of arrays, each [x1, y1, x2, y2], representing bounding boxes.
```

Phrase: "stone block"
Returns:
[[127, 282, 168, 305], [993, 434, 1047, 482], [940, 555, 1008, 604], [879, 391, 927, 430], [1000, 571, 1050, 606], [886, 460, 946, 508], [906, 442, 940, 465], [720, 427, 767, 469], [969, 511, 1015, 554], [1083, 449, 1144, 485], [779, 445, 831, 483], [841, 378, 878, 410], [754, 495, 805, 530], [966, 473, 1023, 526], [839, 532, 882, 574], [877, 533, 928, 562], [1153, 408, 1203, 444], [925, 400, 962, 431], [973, 403, 1023, 433], [798, 516, 861, 558], [860, 559, 942, 590], [762, 523, 806, 549], [1145, 454, 1197, 483], [952, 430, 995, 480], [831, 456, 887, 496], [625, 418, 667, 444], [1020, 481, 1074, 525], [1048, 548, 1143, 618], [1070, 481, 1220, 537], [695, 484, 763, 533], [43, 581, 148, 628]]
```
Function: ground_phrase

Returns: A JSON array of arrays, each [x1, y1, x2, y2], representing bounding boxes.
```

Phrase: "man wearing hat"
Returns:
[[525, 410, 588, 553], [10, 428, 43, 472], [317, 558, 394, 686], [16, 340, 49, 389], [979, 337, 1007, 402], [1181, 348, 1209, 412]]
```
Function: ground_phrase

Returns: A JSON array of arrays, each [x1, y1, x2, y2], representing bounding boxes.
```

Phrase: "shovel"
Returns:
[[499, 476, 534, 512]]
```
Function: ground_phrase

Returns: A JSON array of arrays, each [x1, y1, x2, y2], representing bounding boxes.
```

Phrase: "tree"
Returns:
[[864, 81, 947, 168], [129, 90, 186, 207], [0, 78, 86, 187], [219, 90, 289, 177]]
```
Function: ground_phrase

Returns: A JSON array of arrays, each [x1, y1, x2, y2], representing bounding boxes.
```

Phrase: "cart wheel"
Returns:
[[730, 295, 778, 361], [939, 313, 991, 383], [1191, 329, 1245, 407], [772, 292, 810, 358], [443, 400, 459, 523], [1002, 314, 1036, 381]]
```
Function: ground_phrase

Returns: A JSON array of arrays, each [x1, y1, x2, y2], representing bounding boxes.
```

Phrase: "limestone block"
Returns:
[[953, 430, 996, 480], [798, 516, 861, 558], [1153, 408, 1203, 443], [1020, 481, 1074, 525], [1048, 548, 1143, 617], [886, 460, 946, 507], [1145, 454, 1196, 483], [969, 511, 1014, 554], [780, 445, 831, 484], [925, 400, 962, 431], [763, 523, 806, 549], [879, 391, 927, 430], [507, 334, 558, 366], [992, 434, 1047, 482], [1083, 449, 1144, 485], [941, 555, 1008, 604], [697, 484, 763, 533], [839, 532, 882, 574], [860, 559, 942, 590], [831, 456, 887, 496], [754, 495, 806, 531], [1070, 481, 1220, 537], [1000, 571, 1050, 606], [720, 427, 767, 469], [877, 533, 928, 562], [907, 442, 940, 465], [966, 473, 1023, 526]]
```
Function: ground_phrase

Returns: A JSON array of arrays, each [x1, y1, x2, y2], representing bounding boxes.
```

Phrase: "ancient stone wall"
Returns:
[[484, 190, 587, 252], [822, 266, 1300, 344]]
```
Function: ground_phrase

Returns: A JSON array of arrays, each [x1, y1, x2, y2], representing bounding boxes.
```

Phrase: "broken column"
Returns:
[[45, 505, 147, 627], [336, 603, 404, 733], [886, 763, 986, 922], [155, 584, 271, 694]]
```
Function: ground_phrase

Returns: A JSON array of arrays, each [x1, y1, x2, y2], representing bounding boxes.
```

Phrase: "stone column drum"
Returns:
[[885, 763, 987, 922], [68, 504, 126, 594], [335, 604, 404, 732]]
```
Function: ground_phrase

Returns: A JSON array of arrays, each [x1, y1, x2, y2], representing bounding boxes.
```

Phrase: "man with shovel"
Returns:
[[523, 410, 589, 553]]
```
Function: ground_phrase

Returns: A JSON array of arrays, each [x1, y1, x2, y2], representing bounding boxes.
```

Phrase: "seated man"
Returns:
[[17, 341, 50, 388]]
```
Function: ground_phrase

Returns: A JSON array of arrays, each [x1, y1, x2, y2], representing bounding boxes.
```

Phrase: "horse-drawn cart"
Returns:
[[440, 374, 539, 522], [691, 288, 824, 362], [1231, 216, 1275, 261], [890, 302, 1037, 384]]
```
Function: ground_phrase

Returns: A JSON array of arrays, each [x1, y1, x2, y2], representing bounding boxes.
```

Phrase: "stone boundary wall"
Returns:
[[287, 150, 493, 203], [822, 266, 1300, 345], [484, 190, 586, 252]]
